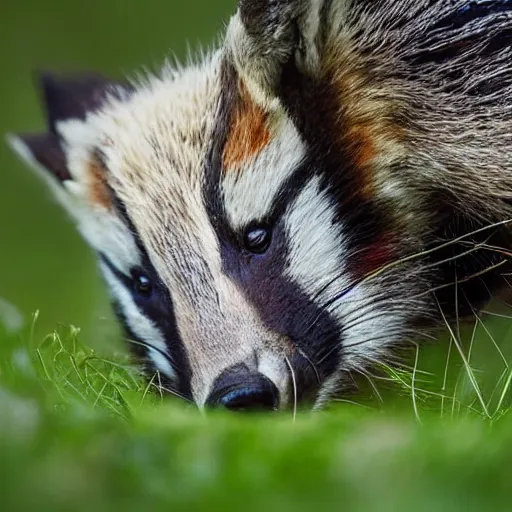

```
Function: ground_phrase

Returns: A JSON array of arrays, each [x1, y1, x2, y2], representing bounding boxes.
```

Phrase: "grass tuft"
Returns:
[[0, 310, 511, 511]]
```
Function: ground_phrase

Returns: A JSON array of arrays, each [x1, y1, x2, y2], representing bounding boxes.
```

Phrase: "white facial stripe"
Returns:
[[222, 116, 306, 230], [99, 262, 177, 381], [284, 176, 349, 301], [285, 178, 408, 409], [147, 349, 177, 384], [80, 58, 223, 289], [283, 176, 348, 408], [57, 119, 144, 275], [91, 54, 222, 188], [75, 209, 141, 276]]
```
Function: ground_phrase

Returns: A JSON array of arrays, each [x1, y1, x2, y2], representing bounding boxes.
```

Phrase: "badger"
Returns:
[[6, 0, 512, 412]]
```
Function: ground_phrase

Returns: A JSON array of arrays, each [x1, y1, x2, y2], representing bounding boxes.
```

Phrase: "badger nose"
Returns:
[[206, 369, 279, 412]]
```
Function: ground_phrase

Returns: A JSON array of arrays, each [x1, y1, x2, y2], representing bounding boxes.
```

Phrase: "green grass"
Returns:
[[0, 308, 512, 511]]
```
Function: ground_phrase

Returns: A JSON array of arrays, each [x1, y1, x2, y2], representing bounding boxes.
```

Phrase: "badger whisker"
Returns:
[[481, 310, 512, 320], [346, 219, 512, 288], [316, 218, 511, 305], [312, 254, 505, 364], [466, 299, 510, 370], [296, 347, 321, 386], [316, 332, 393, 367], [153, 382, 192, 403], [284, 356, 297, 422], [304, 222, 511, 342], [458, 240, 512, 259], [352, 368, 384, 405]]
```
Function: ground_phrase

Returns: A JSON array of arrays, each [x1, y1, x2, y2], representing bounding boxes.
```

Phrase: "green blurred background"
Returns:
[[0, 0, 236, 343]]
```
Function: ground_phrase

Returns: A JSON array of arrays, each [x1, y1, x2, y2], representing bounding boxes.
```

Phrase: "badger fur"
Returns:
[[6, 0, 512, 411]]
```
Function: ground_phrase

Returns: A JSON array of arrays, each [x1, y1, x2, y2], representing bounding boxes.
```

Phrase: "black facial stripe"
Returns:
[[201, 57, 342, 401], [105, 186, 172, 290], [110, 300, 179, 397], [203, 59, 320, 234], [203, 57, 328, 231], [203, 59, 238, 239], [106, 183, 149, 257], [269, 156, 322, 221], [97, 189, 193, 398], [99, 253, 132, 290], [100, 251, 192, 398], [99, 253, 164, 361], [278, 57, 396, 279]]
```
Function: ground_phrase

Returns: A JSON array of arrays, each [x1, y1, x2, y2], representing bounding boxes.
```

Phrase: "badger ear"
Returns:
[[38, 71, 126, 134], [226, 0, 324, 108], [7, 132, 71, 182], [7, 72, 127, 184]]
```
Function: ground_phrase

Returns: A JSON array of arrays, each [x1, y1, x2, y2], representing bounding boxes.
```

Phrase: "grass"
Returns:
[[0, 306, 512, 511]]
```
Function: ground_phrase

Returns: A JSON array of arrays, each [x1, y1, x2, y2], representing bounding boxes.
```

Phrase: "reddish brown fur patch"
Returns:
[[345, 123, 378, 197], [348, 232, 399, 283], [222, 82, 271, 170], [346, 124, 377, 169], [88, 155, 112, 209]]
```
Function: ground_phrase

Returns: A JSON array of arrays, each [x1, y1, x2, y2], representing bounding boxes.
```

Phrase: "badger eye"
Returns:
[[133, 272, 153, 297], [244, 226, 272, 254]]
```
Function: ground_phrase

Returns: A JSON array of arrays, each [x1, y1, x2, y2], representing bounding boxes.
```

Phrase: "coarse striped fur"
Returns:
[[6, 0, 512, 410]]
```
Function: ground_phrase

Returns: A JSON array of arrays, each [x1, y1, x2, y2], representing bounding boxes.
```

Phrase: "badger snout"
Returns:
[[205, 364, 279, 412]]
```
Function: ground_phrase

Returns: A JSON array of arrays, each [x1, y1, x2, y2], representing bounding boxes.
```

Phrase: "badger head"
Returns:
[[8, 0, 512, 411]]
